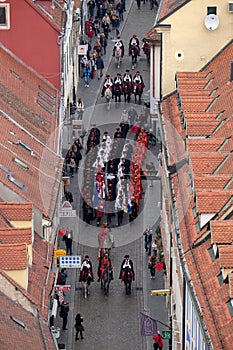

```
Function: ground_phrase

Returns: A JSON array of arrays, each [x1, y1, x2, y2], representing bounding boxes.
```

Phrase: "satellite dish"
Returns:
[[204, 14, 219, 31]]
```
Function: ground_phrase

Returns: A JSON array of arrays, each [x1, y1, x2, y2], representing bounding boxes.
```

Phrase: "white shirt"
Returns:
[[123, 259, 132, 269], [104, 79, 113, 87], [81, 261, 91, 271], [115, 77, 122, 84], [124, 74, 132, 82], [133, 75, 142, 84]]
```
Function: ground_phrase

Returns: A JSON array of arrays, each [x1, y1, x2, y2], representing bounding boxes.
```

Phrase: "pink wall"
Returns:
[[0, 0, 60, 89]]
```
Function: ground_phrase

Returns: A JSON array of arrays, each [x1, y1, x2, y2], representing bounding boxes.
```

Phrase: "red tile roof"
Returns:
[[0, 290, 56, 350], [161, 41, 233, 349], [27, 233, 54, 320], [196, 191, 233, 213], [0, 202, 33, 221], [0, 112, 63, 219], [0, 45, 60, 151], [26, 0, 63, 33], [0, 244, 27, 270], [186, 119, 220, 137], [0, 228, 32, 245], [189, 153, 227, 175], [187, 139, 224, 153], [157, 0, 190, 23], [194, 175, 232, 191], [219, 247, 233, 268], [211, 221, 233, 245], [185, 242, 233, 350]]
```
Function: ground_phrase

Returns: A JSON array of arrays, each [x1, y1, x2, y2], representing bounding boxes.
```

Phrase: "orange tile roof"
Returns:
[[27, 233, 54, 320], [0, 45, 60, 150], [216, 153, 233, 175], [187, 139, 224, 153], [161, 41, 233, 349], [0, 113, 63, 219], [185, 242, 233, 350], [211, 221, 233, 245], [190, 153, 227, 175], [0, 202, 33, 221], [186, 120, 220, 137], [196, 191, 233, 213], [0, 290, 56, 350], [0, 228, 32, 245], [194, 175, 232, 191], [219, 247, 233, 268], [0, 244, 27, 270]]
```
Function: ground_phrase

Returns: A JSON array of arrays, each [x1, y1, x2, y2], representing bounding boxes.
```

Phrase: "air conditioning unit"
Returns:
[[228, 2, 233, 12]]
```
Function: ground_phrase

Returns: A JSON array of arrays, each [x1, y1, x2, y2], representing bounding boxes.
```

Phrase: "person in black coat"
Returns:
[[75, 313, 84, 340], [96, 55, 104, 79], [60, 301, 69, 330]]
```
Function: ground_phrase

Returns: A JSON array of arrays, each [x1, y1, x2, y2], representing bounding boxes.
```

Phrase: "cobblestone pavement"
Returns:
[[56, 1, 170, 349]]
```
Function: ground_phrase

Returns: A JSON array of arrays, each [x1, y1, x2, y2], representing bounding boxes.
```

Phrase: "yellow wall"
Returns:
[[5, 269, 27, 289], [158, 0, 233, 96], [10, 220, 32, 228]]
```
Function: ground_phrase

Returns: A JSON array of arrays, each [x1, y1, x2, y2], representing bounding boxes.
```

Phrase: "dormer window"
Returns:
[[0, 3, 10, 30]]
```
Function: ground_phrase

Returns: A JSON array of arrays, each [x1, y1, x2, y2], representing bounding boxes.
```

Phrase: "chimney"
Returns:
[[230, 61, 233, 82]]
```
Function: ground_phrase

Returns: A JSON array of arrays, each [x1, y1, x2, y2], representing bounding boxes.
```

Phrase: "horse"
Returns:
[[113, 83, 122, 102], [130, 45, 139, 70], [123, 81, 131, 103], [133, 82, 143, 104], [122, 267, 133, 295], [104, 86, 112, 111], [100, 266, 113, 296], [115, 46, 122, 69], [80, 267, 93, 299], [142, 42, 150, 64]]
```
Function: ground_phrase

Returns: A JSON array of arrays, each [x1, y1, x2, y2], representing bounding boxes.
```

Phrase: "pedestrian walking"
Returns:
[[83, 64, 92, 87], [75, 313, 85, 340], [153, 331, 163, 350], [57, 268, 67, 285], [60, 301, 69, 330], [100, 33, 107, 55], [65, 189, 73, 203], [63, 228, 73, 255], [152, 239, 158, 257], [77, 97, 84, 120], [96, 55, 105, 79], [148, 253, 156, 279], [69, 157, 76, 177], [143, 225, 153, 256], [70, 102, 77, 119]]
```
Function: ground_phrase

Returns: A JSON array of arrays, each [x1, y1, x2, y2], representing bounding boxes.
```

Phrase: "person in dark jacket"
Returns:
[[96, 55, 104, 79], [75, 313, 84, 340], [60, 301, 69, 330]]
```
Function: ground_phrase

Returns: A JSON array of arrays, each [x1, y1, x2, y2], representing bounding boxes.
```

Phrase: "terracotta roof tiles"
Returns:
[[0, 244, 27, 270], [0, 290, 56, 350], [0, 228, 32, 245], [211, 221, 233, 245], [190, 153, 227, 175], [219, 247, 233, 268], [194, 175, 232, 191], [186, 120, 220, 137], [187, 139, 224, 153], [0, 202, 33, 221], [0, 45, 60, 150], [196, 191, 233, 213]]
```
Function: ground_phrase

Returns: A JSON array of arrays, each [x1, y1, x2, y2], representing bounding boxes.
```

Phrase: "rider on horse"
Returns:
[[129, 34, 140, 56], [123, 69, 133, 88], [113, 73, 123, 101], [101, 74, 113, 97], [133, 71, 145, 88], [98, 251, 113, 282], [113, 36, 124, 57], [79, 255, 94, 282], [119, 254, 135, 281]]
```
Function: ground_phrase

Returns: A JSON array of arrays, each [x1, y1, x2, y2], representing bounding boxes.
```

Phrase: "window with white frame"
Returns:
[[0, 3, 10, 30]]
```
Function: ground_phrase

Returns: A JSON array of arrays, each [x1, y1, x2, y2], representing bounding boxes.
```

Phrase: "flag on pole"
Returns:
[[140, 312, 158, 336], [59, 291, 64, 304]]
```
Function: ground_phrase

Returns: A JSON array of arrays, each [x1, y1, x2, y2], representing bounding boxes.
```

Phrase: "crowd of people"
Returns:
[[81, 105, 153, 228]]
